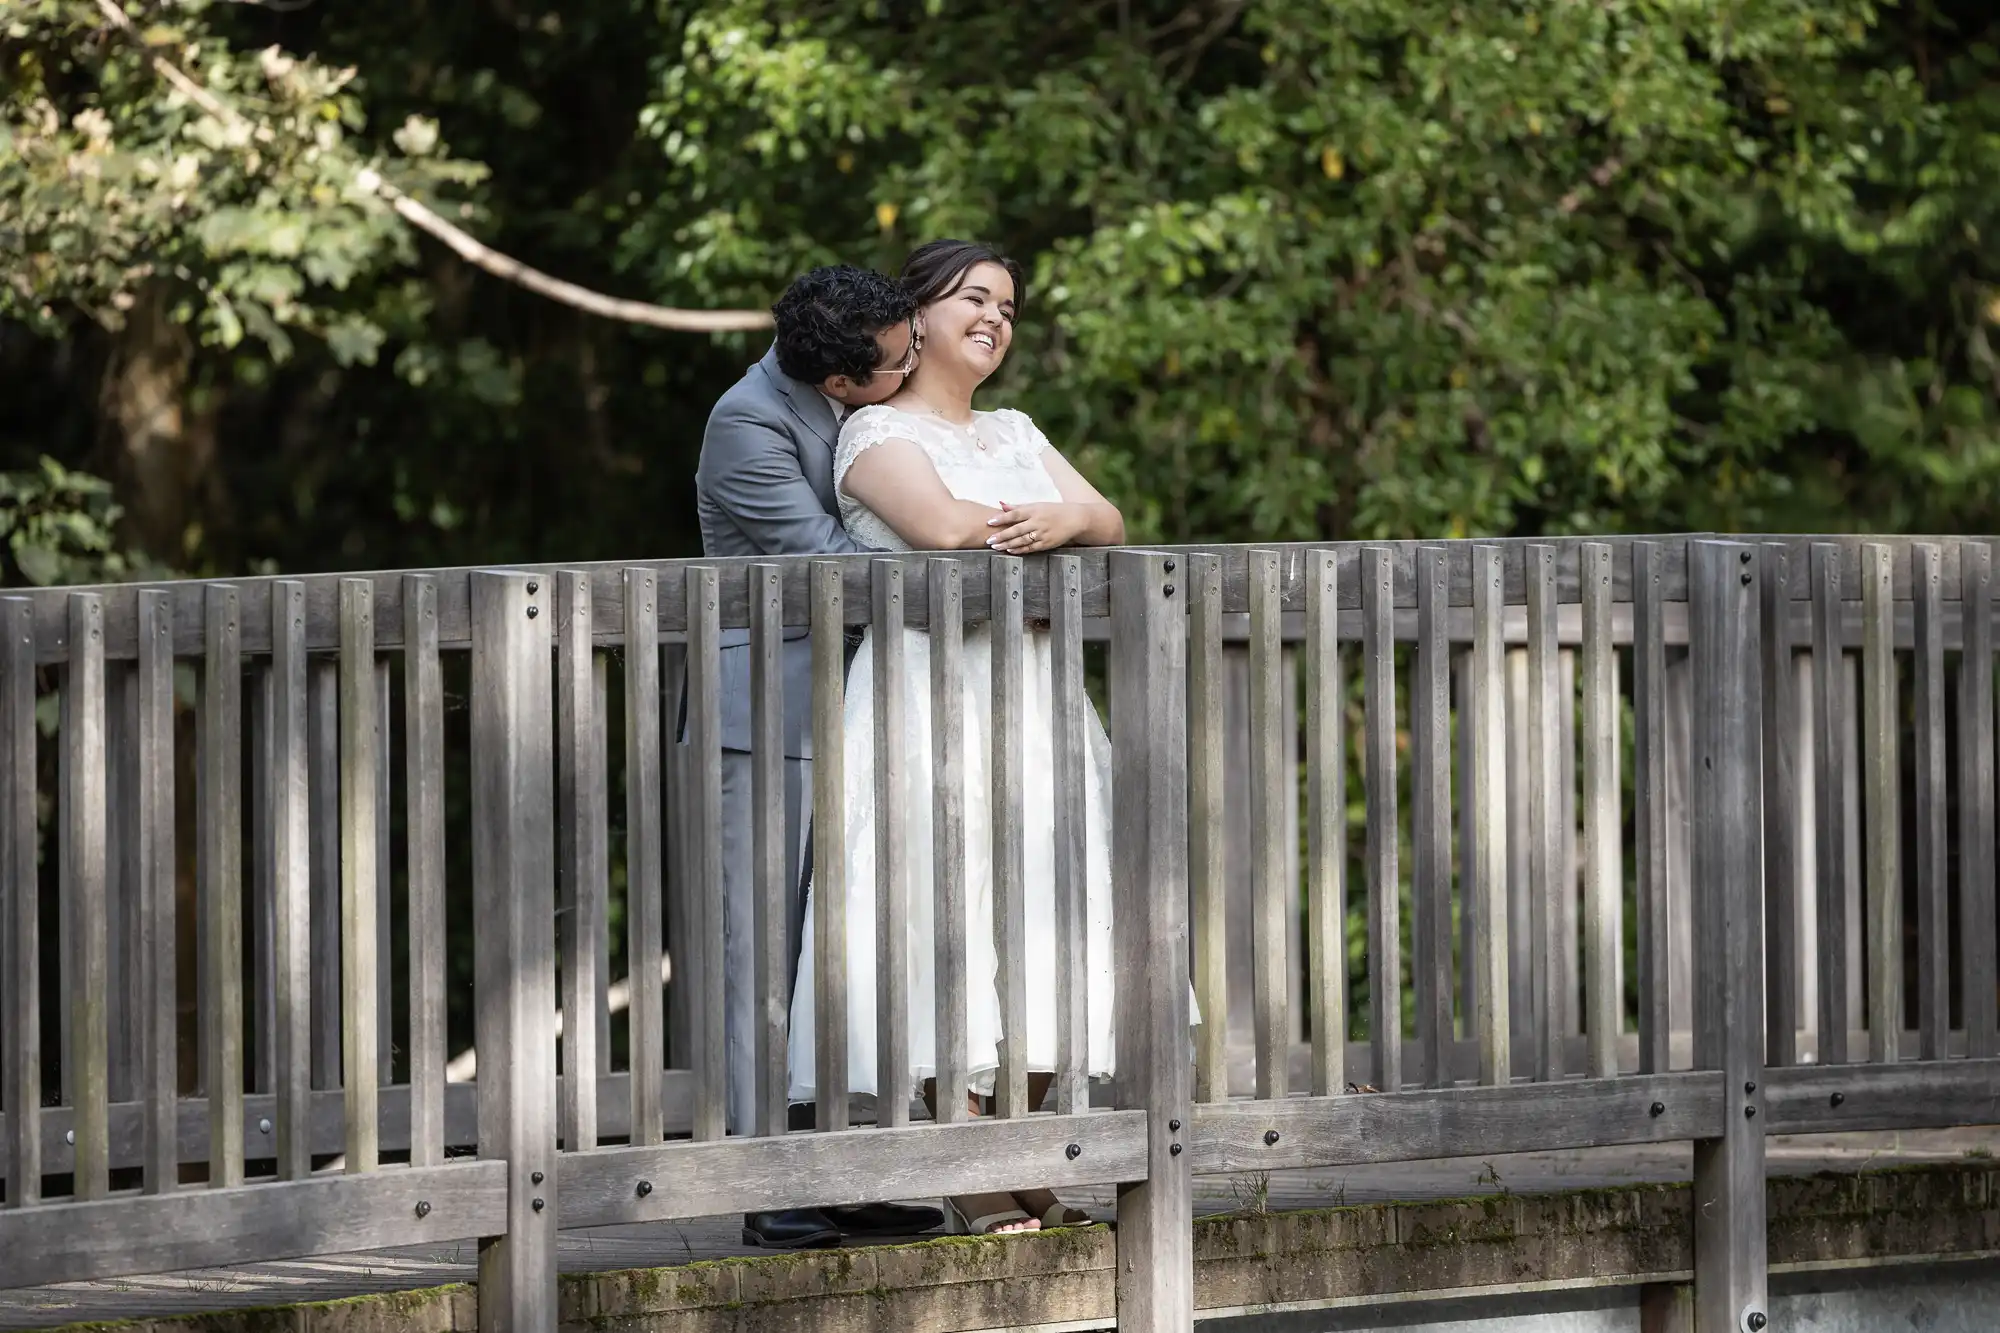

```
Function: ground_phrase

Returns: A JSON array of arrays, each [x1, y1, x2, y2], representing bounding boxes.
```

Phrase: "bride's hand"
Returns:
[[985, 502, 1082, 555]]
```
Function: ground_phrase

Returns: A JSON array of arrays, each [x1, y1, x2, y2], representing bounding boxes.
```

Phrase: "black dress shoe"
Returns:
[[823, 1202, 945, 1236], [741, 1208, 842, 1249]]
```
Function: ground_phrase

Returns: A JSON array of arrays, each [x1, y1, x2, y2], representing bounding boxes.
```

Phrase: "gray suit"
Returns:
[[694, 346, 869, 1135]]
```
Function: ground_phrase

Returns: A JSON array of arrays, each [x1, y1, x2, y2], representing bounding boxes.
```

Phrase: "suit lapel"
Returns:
[[761, 346, 839, 450]]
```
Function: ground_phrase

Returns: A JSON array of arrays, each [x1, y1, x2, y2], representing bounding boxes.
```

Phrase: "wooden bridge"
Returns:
[[1, 536, 1997, 1332]]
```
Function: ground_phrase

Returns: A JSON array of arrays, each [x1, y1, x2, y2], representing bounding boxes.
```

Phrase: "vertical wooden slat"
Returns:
[[1525, 545, 1562, 1082], [810, 560, 851, 1131], [1052, 554, 1089, 1114], [1470, 547, 1510, 1087], [106, 661, 138, 1106], [271, 582, 311, 1182], [1557, 647, 1579, 1038], [594, 651, 613, 1076], [307, 659, 341, 1092], [1580, 543, 1620, 1079], [685, 566, 726, 1142], [203, 585, 245, 1187], [1688, 542, 1769, 1333], [337, 579, 379, 1172], [1759, 545, 1799, 1069], [404, 575, 446, 1166], [1303, 550, 1345, 1096], [66, 593, 110, 1200], [1633, 541, 1671, 1075], [1455, 647, 1477, 1041], [1108, 548, 1194, 1330], [989, 555, 1027, 1118], [1361, 547, 1401, 1092], [870, 560, 911, 1127], [1860, 543, 1900, 1063], [1961, 542, 1998, 1061], [1189, 554, 1228, 1102], [748, 563, 788, 1139], [137, 591, 177, 1193], [1910, 543, 1949, 1062], [1247, 549, 1288, 1099], [1, 599, 37, 1207], [469, 571, 558, 1333], [374, 658, 393, 1087], [1504, 648, 1534, 1044], [1809, 544, 1850, 1066], [625, 569, 666, 1145], [929, 559, 969, 1124], [555, 572, 600, 1153], [1412, 546, 1453, 1088], [249, 664, 274, 1098]]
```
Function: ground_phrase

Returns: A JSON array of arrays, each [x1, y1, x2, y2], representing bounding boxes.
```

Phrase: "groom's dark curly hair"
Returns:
[[771, 265, 916, 387]]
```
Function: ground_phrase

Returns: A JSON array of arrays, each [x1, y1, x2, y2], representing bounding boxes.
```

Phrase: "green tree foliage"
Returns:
[[4, 0, 2000, 576]]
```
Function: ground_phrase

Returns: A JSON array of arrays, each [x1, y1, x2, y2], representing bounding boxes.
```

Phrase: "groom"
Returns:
[[692, 264, 936, 1249]]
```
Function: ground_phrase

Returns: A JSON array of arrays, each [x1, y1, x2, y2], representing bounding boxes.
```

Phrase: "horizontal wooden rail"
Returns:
[[0, 1160, 506, 1289], [1187, 1072, 1725, 1174], [558, 1110, 1149, 1227], [1762, 1059, 2000, 1135]]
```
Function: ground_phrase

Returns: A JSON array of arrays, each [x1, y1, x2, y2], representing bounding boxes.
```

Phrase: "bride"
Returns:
[[786, 240, 1123, 1236]]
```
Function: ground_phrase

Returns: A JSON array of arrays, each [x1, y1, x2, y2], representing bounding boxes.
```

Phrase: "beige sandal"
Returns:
[[945, 1193, 1040, 1236], [1013, 1188, 1091, 1229]]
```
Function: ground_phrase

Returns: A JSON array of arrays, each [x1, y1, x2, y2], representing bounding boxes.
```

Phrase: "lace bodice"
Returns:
[[834, 404, 1063, 552]]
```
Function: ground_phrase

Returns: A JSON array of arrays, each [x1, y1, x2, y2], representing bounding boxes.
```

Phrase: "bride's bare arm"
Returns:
[[841, 436, 1002, 550]]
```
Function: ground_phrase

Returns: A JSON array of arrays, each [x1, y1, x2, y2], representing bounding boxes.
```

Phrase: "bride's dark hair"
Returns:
[[898, 240, 1026, 316]]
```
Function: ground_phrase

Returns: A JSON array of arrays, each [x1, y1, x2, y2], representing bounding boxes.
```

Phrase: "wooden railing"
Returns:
[[2, 537, 1998, 1333]]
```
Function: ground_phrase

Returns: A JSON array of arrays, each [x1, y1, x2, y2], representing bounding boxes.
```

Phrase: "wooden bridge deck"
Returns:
[[1, 1127, 1989, 1332]]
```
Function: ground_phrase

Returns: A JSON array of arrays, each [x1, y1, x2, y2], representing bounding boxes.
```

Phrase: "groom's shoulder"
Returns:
[[708, 354, 787, 430]]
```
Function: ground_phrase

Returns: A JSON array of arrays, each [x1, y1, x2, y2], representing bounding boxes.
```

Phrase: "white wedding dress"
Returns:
[[786, 404, 1119, 1103]]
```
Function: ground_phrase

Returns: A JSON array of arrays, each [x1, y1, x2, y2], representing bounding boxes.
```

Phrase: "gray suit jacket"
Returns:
[[695, 346, 872, 757]]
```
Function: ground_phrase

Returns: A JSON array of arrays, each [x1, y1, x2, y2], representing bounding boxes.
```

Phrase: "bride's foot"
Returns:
[[944, 1193, 1040, 1236], [1013, 1188, 1091, 1229]]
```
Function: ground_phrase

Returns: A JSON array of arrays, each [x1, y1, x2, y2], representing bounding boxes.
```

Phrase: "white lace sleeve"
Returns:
[[990, 407, 1055, 464], [833, 405, 912, 494]]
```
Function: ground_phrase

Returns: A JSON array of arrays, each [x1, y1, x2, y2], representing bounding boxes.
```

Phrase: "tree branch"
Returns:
[[90, 0, 772, 333]]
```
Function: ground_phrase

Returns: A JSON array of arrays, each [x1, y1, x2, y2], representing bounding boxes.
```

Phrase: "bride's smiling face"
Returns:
[[918, 261, 1016, 382]]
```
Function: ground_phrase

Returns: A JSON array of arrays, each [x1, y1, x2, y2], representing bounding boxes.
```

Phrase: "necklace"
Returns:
[[903, 394, 987, 449]]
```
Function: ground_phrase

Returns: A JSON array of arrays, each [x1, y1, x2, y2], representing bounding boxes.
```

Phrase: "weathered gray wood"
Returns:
[[929, 558, 969, 1125], [593, 650, 613, 1076], [1361, 548, 1402, 1092], [870, 560, 910, 1128], [1557, 647, 1579, 1038], [105, 661, 138, 1106], [1961, 542, 1998, 1062], [1860, 543, 1901, 1063], [1455, 646, 1476, 1041], [1412, 548, 1453, 1089], [1189, 554, 1228, 1101], [307, 659, 341, 1092], [748, 564, 788, 1139], [1809, 543, 1850, 1066], [625, 568, 667, 1146], [1762, 1058, 2000, 1135], [687, 566, 727, 1143], [560, 1110, 1148, 1229], [1108, 549, 1193, 1332], [1051, 556, 1089, 1114], [270, 582, 311, 1182], [248, 664, 273, 1098], [1247, 549, 1289, 1100], [988, 555, 1027, 1118], [1759, 545, 1799, 1069], [1687, 541, 1769, 1333], [1911, 543, 1949, 1062], [1469, 547, 1510, 1087], [468, 571, 558, 1333], [1525, 545, 1562, 1082], [0, 1159, 510, 1290], [555, 572, 600, 1153], [1302, 550, 1345, 1096], [66, 593, 111, 1200], [202, 585, 246, 1187], [136, 591, 177, 1194], [1189, 1071, 1724, 1175], [374, 657, 393, 1087], [810, 560, 851, 1131], [337, 579, 380, 1172], [1579, 543, 1619, 1079], [404, 576, 447, 1167], [4, 599, 40, 1206], [1505, 647, 1533, 1047]]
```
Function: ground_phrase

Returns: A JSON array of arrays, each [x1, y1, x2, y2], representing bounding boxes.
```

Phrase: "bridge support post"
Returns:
[[1688, 541, 1769, 1333], [470, 572, 558, 1333], [1108, 549, 1194, 1330]]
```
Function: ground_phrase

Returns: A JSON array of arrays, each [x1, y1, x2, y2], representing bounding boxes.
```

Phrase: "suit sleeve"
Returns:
[[701, 409, 875, 556]]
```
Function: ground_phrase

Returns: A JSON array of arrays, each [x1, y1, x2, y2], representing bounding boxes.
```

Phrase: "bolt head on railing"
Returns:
[[1650, 1102, 1666, 1118]]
